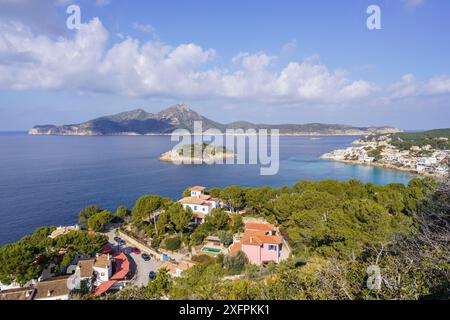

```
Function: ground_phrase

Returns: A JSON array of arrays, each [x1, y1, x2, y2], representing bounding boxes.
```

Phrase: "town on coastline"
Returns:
[[321, 131, 450, 177]]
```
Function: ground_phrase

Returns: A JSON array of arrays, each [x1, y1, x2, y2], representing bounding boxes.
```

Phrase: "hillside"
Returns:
[[29, 104, 401, 136], [366, 129, 450, 150]]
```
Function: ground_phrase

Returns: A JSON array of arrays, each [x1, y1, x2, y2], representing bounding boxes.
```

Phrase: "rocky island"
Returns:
[[159, 143, 236, 164], [29, 104, 401, 136], [321, 129, 450, 177]]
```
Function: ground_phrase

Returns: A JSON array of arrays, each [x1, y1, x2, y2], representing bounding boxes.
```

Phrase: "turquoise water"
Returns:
[[0, 133, 416, 245], [202, 247, 222, 254]]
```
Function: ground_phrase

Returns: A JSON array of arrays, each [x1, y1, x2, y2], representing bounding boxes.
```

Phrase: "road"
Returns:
[[104, 229, 162, 287]]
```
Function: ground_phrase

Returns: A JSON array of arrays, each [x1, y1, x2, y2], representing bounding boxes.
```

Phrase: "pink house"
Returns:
[[229, 222, 283, 265]]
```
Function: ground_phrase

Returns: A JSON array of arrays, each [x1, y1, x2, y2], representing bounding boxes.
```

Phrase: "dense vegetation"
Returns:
[[129, 192, 239, 250], [2, 177, 448, 300], [176, 143, 231, 157], [0, 229, 107, 286], [111, 177, 450, 300], [366, 128, 450, 151]]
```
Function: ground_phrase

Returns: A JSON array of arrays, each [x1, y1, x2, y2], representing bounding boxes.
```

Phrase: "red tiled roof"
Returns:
[[229, 242, 242, 255], [245, 222, 275, 232], [93, 281, 116, 297], [241, 230, 282, 245], [191, 186, 206, 191], [110, 253, 129, 280]]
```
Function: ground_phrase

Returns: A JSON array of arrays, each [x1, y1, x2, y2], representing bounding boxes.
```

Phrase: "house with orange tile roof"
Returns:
[[229, 222, 283, 265], [179, 186, 220, 224]]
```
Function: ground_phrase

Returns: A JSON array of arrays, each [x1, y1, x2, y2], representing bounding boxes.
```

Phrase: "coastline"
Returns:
[[320, 155, 448, 179], [28, 132, 372, 137], [321, 155, 420, 174]]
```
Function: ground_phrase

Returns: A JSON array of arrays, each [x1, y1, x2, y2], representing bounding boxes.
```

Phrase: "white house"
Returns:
[[76, 254, 113, 286], [179, 186, 220, 224]]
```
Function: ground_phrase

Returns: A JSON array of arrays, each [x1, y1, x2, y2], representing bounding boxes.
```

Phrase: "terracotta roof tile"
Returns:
[[191, 186, 206, 191], [245, 222, 275, 232]]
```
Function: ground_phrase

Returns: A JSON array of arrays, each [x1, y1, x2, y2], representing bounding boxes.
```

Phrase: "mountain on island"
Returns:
[[29, 104, 401, 136]]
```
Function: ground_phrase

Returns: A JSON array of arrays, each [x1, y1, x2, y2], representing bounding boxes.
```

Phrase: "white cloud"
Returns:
[[390, 74, 450, 99], [132, 22, 155, 33], [0, 17, 447, 107], [402, 0, 425, 8], [95, 0, 111, 7], [0, 0, 74, 35]]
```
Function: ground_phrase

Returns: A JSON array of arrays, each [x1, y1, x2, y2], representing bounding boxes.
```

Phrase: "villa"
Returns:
[[76, 253, 113, 285], [229, 222, 284, 265], [75, 252, 130, 296], [179, 186, 220, 224]]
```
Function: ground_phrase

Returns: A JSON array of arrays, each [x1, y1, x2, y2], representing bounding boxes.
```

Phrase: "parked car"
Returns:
[[148, 271, 157, 281], [141, 253, 151, 261], [113, 237, 121, 242], [117, 239, 126, 246], [131, 248, 141, 254]]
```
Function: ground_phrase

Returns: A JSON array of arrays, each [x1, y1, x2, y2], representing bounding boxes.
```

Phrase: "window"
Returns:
[[202, 208, 205, 212], [194, 206, 197, 210], [268, 245, 277, 251]]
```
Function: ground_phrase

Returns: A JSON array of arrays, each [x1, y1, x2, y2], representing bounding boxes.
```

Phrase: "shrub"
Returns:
[[191, 254, 215, 264], [116, 206, 130, 220], [218, 230, 233, 246], [223, 250, 248, 273], [164, 236, 181, 251], [190, 230, 206, 246], [151, 237, 162, 249]]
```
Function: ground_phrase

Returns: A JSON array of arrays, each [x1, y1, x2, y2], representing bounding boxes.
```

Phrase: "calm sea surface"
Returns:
[[0, 133, 416, 245]]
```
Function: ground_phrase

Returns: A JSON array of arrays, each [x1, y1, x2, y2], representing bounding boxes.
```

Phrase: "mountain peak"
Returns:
[[174, 104, 191, 111], [104, 108, 152, 121], [160, 104, 191, 114]]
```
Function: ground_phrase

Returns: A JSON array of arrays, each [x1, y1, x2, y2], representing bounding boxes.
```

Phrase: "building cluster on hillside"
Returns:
[[0, 241, 130, 300], [322, 140, 450, 176], [1, 185, 291, 300]]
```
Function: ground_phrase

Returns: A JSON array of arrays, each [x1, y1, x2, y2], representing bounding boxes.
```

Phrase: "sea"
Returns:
[[0, 132, 416, 245]]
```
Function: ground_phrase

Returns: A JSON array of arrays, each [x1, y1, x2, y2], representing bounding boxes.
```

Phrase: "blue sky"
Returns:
[[0, 0, 449, 130]]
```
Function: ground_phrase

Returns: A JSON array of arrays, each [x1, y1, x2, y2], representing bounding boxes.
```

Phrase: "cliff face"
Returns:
[[29, 104, 402, 136]]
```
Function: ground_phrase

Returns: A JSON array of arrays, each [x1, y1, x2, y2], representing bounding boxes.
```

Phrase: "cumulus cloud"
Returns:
[[0, 0, 74, 35], [402, 0, 425, 8], [95, 0, 111, 7], [390, 74, 450, 99], [0, 16, 447, 106], [132, 22, 155, 33]]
